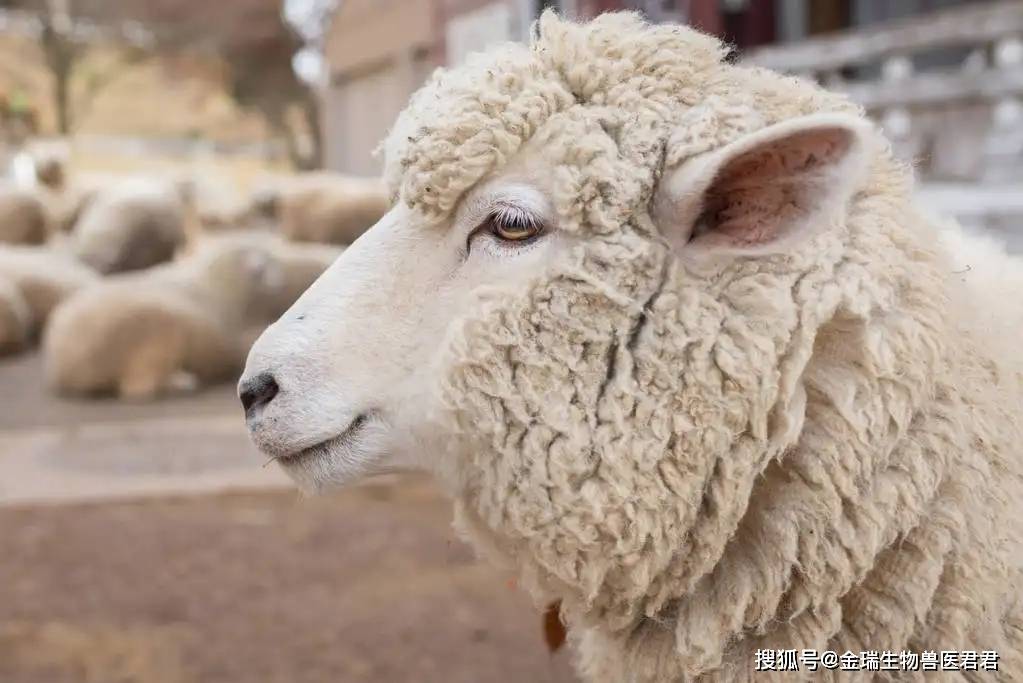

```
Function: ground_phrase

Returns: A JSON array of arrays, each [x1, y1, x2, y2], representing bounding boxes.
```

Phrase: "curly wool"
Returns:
[[382, 11, 1023, 682]]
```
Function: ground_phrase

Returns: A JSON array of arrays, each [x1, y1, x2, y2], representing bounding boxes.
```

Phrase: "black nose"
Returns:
[[239, 372, 279, 417]]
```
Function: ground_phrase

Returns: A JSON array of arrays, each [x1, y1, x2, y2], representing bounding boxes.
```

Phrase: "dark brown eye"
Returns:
[[487, 207, 543, 242]]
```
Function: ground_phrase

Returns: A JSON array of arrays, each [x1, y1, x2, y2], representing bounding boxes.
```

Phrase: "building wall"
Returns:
[[321, 0, 442, 176], [322, 55, 436, 176], [323, 0, 537, 175], [575, 0, 628, 16], [319, 0, 856, 176], [443, 1, 519, 67], [440, 0, 574, 66]]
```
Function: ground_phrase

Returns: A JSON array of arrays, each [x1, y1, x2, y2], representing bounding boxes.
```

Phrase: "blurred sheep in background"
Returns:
[[0, 243, 98, 352], [0, 146, 379, 401], [268, 172, 390, 246], [70, 178, 189, 274], [43, 231, 340, 400], [0, 185, 48, 245], [0, 273, 30, 355]]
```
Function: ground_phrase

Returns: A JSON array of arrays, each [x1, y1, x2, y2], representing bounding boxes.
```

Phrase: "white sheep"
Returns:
[[29, 146, 68, 191], [0, 244, 99, 348], [13, 145, 95, 237], [172, 172, 259, 236], [0, 274, 30, 355], [40, 178, 103, 237], [45, 232, 341, 400], [268, 172, 391, 245], [239, 12, 1023, 682], [70, 178, 188, 274], [0, 185, 48, 245]]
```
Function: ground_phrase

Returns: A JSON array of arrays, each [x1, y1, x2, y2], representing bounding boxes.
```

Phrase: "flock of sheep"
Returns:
[[0, 153, 388, 400]]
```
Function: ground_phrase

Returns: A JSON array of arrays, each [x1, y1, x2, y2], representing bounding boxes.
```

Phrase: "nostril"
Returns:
[[239, 372, 280, 416]]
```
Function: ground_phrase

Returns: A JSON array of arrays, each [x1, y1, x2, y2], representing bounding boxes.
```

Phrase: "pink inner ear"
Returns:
[[696, 128, 852, 247]]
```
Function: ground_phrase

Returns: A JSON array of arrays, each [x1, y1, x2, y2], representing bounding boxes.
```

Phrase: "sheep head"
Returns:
[[241, 10, 939, 660]]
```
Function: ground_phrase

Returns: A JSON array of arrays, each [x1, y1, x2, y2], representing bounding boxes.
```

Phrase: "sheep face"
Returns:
[[242, 10, 891, 634], [242, 143, 567, 490]]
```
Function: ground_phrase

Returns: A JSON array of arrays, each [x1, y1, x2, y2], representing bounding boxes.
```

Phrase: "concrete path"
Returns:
[[0, 353, 290, 506]]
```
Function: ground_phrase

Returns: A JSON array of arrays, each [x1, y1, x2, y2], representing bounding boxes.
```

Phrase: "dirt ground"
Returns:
[[0, 353, 578, 682], [0, 484, 577, 683]]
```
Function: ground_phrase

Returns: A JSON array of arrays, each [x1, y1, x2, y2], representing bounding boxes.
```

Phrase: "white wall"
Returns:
[[446, 2, 516, 66], [324, 53, 432, 176]]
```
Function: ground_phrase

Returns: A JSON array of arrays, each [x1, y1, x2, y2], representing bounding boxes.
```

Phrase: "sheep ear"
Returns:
[[653, 113, 875, 260]]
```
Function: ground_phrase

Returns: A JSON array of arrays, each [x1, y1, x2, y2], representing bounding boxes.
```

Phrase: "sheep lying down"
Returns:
[[45, 233, 341, 400], [70, 179, 188, 274], [273, 172, 391, 245], [0, 186, 48, 245], [0, 245, 99, 352], [239, 11, 1023, 683], [0, 275, 30, 354], [42, 179, 104, 237]]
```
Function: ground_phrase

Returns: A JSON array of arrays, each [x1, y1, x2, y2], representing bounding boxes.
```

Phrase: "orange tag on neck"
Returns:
[[543, 600, 566, 652]]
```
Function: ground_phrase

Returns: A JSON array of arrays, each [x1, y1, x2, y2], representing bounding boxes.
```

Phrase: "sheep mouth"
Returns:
[[273, 413, 373, 466]]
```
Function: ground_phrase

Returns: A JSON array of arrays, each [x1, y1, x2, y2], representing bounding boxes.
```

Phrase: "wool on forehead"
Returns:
[[380, 11, 727, 218]]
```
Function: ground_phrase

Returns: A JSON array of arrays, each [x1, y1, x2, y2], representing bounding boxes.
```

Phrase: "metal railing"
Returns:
[[744, 1, 1023, 185]]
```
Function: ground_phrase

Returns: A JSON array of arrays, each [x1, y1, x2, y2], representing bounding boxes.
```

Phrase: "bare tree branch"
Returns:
[[4, 0, 326, 167]]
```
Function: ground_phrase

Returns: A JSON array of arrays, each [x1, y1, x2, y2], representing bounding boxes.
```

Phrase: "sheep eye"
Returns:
[[486, 208, 543, 242]]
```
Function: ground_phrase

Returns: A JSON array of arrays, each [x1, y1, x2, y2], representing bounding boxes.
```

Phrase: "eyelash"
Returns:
[[466, 205, 546, 254]]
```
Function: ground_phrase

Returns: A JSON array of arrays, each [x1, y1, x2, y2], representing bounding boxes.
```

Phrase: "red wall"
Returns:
[[576, 0, 777, 51], [575, 0, 630, 17]]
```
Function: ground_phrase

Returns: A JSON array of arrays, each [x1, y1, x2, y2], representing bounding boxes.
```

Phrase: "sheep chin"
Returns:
[[271, 412, 395, 493]]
